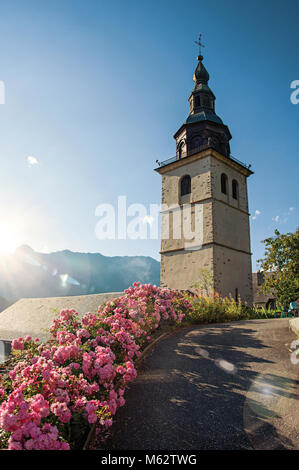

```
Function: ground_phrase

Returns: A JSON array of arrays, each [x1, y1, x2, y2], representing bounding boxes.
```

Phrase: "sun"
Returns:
[[0, 221, 19, 255]]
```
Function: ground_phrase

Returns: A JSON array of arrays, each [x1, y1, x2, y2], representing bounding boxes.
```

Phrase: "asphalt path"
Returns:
[[104, 319, 299, 450]]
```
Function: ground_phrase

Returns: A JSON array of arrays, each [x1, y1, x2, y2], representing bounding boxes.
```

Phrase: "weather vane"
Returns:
[[194, 33, 205, 56]]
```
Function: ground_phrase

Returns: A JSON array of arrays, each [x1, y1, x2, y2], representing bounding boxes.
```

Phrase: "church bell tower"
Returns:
[[155, 38, 253, 305]]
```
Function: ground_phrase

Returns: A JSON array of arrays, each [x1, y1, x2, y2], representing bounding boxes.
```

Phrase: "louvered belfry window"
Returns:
[[181, 175, 191, 196], [221, 173, 228, 195]]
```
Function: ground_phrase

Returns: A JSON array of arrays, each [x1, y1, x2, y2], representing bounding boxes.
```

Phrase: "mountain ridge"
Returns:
[[0, 246, 160, 309]]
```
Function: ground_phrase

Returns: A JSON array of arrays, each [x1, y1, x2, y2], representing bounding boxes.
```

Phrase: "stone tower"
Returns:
[[155, 49, 253, 305]]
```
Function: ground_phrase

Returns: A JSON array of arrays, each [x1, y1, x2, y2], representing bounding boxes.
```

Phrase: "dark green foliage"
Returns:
[[257, 229, 299, 308]]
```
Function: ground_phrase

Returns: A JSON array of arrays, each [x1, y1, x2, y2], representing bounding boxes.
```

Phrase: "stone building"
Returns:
[[252, 272, 276, 309], [155, 48, 253, 305]]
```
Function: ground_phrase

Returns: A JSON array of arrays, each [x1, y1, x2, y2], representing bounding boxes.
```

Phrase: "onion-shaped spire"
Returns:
[[193, 55, 210, 87], [193, 35, 209, 86]]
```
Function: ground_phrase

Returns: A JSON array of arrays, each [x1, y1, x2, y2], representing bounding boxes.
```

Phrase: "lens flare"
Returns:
[[243, 371, 296, 449], [0, 221, 19, 254]]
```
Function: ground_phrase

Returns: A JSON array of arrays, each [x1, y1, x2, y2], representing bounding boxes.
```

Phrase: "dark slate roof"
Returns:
[[185, 110, 223, 125]]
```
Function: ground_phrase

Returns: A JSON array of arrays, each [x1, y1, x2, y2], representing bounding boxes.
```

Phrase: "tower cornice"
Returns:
[[173, 119, 232, 141], [155, 148, 253, 177]]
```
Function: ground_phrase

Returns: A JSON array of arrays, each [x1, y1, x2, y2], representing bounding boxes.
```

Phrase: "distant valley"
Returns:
[[0, 245, 160, 310]]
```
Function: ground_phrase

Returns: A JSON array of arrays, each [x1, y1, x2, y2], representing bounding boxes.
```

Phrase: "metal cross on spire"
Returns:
[[194, 33, 205, 57]]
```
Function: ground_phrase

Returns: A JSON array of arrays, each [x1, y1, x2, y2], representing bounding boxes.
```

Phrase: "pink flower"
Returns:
[[30, 394, 50, 418], [50, 402, 71, 423], [0, 282, 191, 450], [11, 339, 24, 350], [9, 440, 23, 450]]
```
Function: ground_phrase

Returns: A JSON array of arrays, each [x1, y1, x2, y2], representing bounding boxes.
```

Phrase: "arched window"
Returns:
[[180, 175, 191, 196], [232, 179, 238, 200], [178, 141, 184, 159], [221, 173, 228, 195]]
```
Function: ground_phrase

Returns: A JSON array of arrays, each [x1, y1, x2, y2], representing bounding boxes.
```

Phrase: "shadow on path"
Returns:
[[104, 320, 298, 450]]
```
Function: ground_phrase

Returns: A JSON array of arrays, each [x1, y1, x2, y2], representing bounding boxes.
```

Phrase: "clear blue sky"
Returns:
[[0, 0, 298, 269]]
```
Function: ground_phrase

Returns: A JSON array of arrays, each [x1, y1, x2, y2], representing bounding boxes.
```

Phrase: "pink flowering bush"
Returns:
[[0, 283, 192, 450]]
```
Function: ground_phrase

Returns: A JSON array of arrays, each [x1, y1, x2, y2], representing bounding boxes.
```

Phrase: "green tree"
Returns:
[[257, 229, 299, 308]]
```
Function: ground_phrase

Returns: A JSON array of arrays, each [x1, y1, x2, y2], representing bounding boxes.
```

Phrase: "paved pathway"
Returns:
[[105, 319, 299, 450]]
